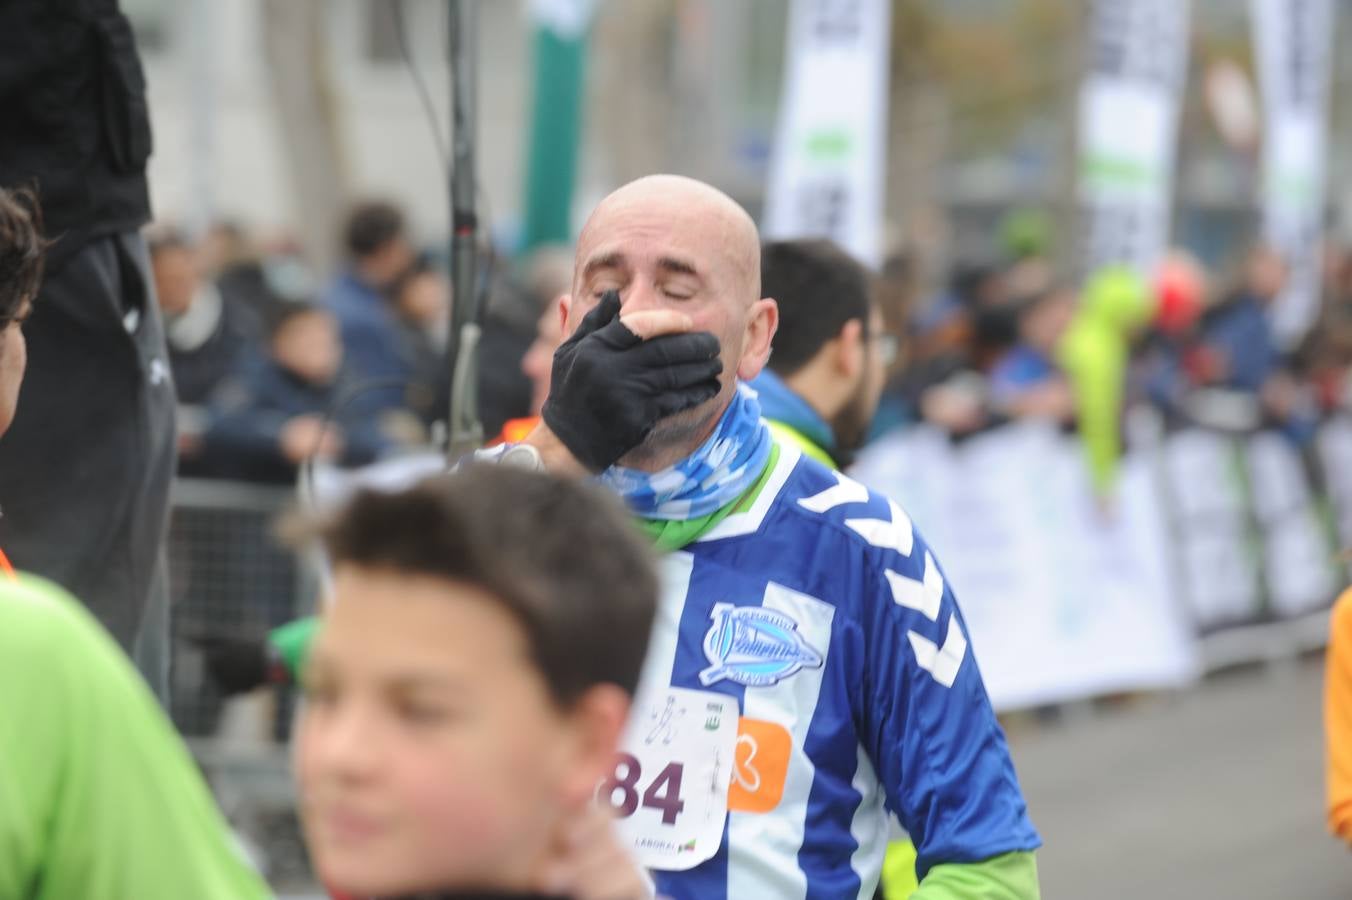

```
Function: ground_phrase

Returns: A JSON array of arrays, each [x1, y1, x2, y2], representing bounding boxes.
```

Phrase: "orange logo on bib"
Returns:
[[727, 718, 791, 813]]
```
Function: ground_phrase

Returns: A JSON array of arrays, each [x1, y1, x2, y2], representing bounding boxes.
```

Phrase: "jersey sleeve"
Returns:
[[853, 524, 1041, 880]]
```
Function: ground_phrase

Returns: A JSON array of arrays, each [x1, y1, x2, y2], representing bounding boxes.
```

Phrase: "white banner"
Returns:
[[762, 0, 891, 266], [1077, 0, 1191, 276], [1252, 0, 1336, 348], [851, 422, 1199, 710]]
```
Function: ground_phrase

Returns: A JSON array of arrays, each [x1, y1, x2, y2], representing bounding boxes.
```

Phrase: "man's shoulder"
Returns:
[[783, 453, 920, 555], [710, 446, 929, 581]]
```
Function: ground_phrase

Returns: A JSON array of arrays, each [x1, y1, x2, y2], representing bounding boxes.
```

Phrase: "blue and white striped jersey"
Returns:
[[633, 443, 1040, 900]]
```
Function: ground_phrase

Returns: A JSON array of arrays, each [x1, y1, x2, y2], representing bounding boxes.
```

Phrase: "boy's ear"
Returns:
[[558, 683, 631, 810]]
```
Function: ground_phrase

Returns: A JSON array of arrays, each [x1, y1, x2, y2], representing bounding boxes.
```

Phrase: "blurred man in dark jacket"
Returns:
[[0, 0, 176, 697], [322, 201, 416, 412], [152, 231, 258, 406]]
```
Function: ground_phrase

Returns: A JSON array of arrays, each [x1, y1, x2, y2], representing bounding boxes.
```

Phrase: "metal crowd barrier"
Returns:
[[165, 477, 317, 888]]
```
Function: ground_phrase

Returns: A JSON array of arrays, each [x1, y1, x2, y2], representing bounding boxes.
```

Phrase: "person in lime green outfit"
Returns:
[[1056, 266, 1154, 500], [0, 574, 272, 899], [0, 184, 270, 899]]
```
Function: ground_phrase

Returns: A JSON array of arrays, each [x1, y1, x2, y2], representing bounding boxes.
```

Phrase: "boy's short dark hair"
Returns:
[[266, 301, 330, 341], [313, 466, 659, 705], [762, 239, 874, 377], [344, 200, 406, 259], [0, 186, 46, 328]]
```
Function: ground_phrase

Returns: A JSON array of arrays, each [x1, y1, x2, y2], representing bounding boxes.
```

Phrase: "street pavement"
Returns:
[[1007, 658, 1352, 899]]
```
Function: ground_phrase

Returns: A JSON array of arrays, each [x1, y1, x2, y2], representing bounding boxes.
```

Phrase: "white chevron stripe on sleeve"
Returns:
[[884, 551, 943, 621], [844, 500, 914, 556], [797, 470, 870, 514], [906, 616, 967, 688]]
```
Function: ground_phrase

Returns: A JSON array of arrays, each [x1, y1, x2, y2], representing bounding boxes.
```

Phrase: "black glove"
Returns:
[[543, 290, 723, 471]]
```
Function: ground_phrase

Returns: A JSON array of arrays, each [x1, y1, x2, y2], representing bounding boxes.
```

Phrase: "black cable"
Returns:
[[299, 376, 413, 515], [392, 0, 495, 380]]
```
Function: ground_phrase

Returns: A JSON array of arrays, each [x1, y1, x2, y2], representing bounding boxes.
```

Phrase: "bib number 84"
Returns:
[[599, 753, 686, 826]]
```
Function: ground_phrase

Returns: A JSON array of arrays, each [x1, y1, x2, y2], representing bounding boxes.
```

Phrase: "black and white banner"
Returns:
[[762, 0, 891, 266], [1077, 0, 1191, 277], [1253, 0, 1336, 348]]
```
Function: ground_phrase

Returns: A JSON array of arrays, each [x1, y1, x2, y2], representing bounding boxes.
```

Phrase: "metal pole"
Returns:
[[447, 0, 483, 460]]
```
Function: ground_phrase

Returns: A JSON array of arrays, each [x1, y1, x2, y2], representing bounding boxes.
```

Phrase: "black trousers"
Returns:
[[0, 230, 176, 697]]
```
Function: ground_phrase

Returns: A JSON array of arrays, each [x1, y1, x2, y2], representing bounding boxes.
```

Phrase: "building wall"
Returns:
[[137, 0, 530, 248]]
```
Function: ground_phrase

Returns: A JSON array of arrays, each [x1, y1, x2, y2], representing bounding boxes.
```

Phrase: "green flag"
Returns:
[[521, 0, 596, 252]]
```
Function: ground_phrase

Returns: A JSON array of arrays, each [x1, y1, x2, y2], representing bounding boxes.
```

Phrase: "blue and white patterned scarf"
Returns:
[[599, 384, 772, 520]]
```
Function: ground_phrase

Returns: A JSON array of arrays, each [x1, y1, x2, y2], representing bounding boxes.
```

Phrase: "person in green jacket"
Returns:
[[1056, 265, 1154, 500], [0, 574, 272, 899], [0, 184, 270, 898]]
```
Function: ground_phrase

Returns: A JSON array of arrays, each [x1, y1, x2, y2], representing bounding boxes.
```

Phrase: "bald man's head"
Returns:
[[574, 175, 762, 306], [559, 175, 778, 471]]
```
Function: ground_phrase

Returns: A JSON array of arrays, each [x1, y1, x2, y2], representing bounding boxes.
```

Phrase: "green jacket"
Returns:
[[0, 575, 272, 899], [1057, 266, 1153, 496]]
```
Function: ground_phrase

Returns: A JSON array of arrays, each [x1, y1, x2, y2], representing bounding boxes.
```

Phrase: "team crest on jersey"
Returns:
[[699, 602, 823, 687]]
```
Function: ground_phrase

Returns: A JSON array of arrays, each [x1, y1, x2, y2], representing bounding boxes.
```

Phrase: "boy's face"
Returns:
[[274, 311, 341, 385], [295, 566, 588, 896]]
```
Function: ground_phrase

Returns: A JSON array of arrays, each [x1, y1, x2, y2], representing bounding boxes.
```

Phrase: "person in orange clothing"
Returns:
[[1326, 578, 1352, 846], [493, 291, 564, 445]]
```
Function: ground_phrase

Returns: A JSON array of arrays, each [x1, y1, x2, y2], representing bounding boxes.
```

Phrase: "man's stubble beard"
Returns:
[[830, 377, 880, 467], [616, 379, 735, 472]]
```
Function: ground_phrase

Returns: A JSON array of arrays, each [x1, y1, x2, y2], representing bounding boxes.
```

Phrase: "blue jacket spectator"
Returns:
[[322, 201, 418, 410], [987, 284, 1075, 420], [206, 304, 389, 484], [1196, 246, 1285, 394]]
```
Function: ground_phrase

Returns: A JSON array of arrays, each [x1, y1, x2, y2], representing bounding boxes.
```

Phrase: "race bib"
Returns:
[[602, 686, 738, 870]]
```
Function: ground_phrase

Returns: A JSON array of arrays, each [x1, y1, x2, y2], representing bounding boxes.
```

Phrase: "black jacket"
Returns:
[[0, 0, 152, 268]]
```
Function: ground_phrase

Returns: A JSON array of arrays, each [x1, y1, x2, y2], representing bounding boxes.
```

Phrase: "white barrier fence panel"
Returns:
[[851, 422, 1199, 711]]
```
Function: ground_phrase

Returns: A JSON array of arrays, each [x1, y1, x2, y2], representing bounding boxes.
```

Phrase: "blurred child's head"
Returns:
[[393, 258, 450, 329], [293, 467, 658, 897], [270, 304, 341, 385], [148, 230, 199, 318], [1017, 283, 1076, 354]]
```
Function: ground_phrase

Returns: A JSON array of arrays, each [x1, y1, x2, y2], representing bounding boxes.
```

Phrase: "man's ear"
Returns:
[[558, 294, 574, 336], [737, 298, 780, 381], [835, 318, 865, 381], [557, 684, 631, 811]]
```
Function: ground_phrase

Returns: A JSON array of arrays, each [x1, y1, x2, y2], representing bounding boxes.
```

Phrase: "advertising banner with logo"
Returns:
[[1077, 0, 1191, 276], [762, 0, 891, 266], [1252, 0, 1337, 347]]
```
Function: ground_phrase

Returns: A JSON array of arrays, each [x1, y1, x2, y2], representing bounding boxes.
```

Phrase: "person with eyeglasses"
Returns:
[[748, 239, 900, 470]]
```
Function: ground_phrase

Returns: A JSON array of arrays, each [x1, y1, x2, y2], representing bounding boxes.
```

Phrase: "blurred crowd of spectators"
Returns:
[[153, 201, 569, 484], [155, 202, 1352, 491], [873, 223, 1352, 495]]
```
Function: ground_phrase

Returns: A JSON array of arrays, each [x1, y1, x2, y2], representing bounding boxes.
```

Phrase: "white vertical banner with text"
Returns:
[[1252, 0, 1336, 348], [1077, 0, 1191, 277], [762, 0, 891, 267]]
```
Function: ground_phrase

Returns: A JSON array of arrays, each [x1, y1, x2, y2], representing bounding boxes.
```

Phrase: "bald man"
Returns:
[[515, 176, 1041, 899]]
